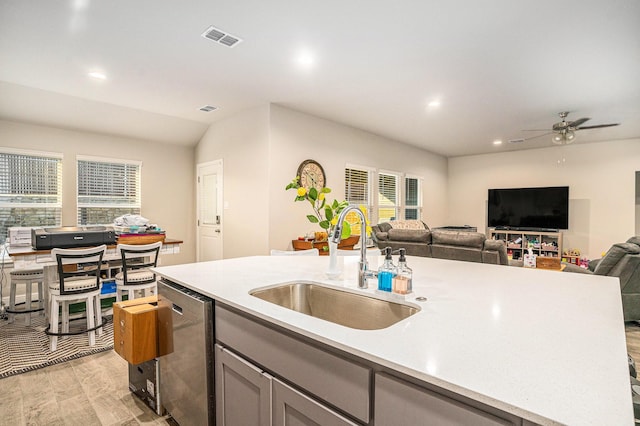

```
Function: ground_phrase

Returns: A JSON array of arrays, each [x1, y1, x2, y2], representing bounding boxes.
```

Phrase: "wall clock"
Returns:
[[297, 159, 326, 189]]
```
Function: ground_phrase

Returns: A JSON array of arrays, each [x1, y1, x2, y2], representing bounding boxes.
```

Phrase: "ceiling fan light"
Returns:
[[552, 129, 576, 145], [552, 133, 564, 144]]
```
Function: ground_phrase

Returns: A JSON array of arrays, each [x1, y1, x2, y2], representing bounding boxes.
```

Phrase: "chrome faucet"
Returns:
[[331, 206, 376, 289]]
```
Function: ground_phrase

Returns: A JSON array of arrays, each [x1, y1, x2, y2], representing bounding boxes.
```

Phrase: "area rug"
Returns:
[[0, 314, 113, 379]]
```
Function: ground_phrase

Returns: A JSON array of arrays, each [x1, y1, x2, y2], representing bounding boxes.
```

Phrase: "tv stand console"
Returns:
[[488, 228, 562, 260]]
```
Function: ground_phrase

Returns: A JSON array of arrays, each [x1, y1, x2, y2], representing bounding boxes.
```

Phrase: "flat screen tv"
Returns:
[[487, 186, 569, 230]]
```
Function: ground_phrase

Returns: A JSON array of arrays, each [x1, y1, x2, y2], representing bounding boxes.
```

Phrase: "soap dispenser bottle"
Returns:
[[393, 248, 413, 295], [378, 247, 395, 292]]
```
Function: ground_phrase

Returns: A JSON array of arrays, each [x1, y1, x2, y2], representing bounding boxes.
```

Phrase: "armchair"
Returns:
[[564, 237, 640, 321]]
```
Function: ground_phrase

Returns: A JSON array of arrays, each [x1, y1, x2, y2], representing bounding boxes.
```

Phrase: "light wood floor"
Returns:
[[627, 323, 640, 369], [0, 350, 169, 426]]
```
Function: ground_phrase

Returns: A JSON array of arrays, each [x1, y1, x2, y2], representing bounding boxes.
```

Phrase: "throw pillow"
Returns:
[[389, 220, 428, 230]]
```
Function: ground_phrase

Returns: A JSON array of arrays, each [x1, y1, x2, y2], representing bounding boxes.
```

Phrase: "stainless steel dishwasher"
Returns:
[[158, 278, 214, 425]]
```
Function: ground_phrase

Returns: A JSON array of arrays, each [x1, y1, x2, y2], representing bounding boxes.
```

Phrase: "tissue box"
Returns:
[[523, 253, 537, 268]]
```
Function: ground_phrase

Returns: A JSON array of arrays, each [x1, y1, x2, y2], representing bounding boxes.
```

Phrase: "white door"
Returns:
[[197, 160, 223, 261]]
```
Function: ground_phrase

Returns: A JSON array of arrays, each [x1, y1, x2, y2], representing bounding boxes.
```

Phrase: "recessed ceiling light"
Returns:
[[427, 100, 441, 108], [73, 0, 89, 10], [295, 50, 316, 69], [493, 140, 503, 145], [87, 71, 106, 80]]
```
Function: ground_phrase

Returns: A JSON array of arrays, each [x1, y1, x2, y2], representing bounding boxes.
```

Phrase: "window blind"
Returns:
[[344, 167, 371, 235], [77, 158, 141, 225], [378, 172, 398, 222], [405, 177, 421, 220], [0, 150, 62, 240]]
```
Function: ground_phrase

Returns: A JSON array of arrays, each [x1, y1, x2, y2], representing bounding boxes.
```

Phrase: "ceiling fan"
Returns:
[[521, 111, 620, 145]]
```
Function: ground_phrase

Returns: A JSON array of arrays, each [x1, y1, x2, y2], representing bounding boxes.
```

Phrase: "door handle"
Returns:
[[215, 229, 221, 233]]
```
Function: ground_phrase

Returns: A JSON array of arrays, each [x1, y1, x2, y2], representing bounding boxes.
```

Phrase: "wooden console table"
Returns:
[[292, 235, 360, 255]]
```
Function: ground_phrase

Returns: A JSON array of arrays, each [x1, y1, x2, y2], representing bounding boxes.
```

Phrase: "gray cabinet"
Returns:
[[215, 304, 529, 426], [215, 344, 271, 426], [215, 343, 359, 426], [272, 378, 358, 426], [375, 373, 520, 426], [215, 304, 370, 424]]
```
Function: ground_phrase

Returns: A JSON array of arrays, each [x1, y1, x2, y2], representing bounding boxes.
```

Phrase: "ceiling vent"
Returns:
[[201, 26, 242, 48], [199, 105, 218, 112], [508, 138, 525, 144]]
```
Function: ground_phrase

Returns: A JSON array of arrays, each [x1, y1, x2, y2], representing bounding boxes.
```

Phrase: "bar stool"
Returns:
[[115, 241, 162, 302], [8, 268, 44, 326], [46, 245, 107, 352]]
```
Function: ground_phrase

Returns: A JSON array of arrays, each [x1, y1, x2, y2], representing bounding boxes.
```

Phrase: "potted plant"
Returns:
[[285, 177, 361, 253]]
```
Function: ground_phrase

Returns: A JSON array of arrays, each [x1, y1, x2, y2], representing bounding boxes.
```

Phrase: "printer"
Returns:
[[32, 226, 116, 250]]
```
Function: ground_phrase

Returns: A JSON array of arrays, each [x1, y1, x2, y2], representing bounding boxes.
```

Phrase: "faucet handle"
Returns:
[[330, 224, 342, 243]]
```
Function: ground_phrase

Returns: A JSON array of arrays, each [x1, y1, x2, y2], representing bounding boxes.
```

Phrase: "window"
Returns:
[[378, 172, 399, 222], [77, 156, 141, 225], [404, 176, 421, 220], [0, 149, 62, 241], [344, 165, 423, 225], [344, 167, 372, 235]]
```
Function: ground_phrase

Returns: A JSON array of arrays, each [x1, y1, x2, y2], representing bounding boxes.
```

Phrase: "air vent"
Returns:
[[508, 138, 525, 144], [201, 26, 242, 48], [199, 105, 218, 112]]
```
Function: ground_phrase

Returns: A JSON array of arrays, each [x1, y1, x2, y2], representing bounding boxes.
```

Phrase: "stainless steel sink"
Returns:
[[250, 282, 420, 330]]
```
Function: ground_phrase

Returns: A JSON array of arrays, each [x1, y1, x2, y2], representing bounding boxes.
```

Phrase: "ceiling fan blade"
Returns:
[[576, 123, 620, 130], [568, 117, 590, 128], [522, 131, 553, 141]]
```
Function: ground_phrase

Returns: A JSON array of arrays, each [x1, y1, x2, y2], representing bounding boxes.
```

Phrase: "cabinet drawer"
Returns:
[[216, 305, 370, 424], [375, 373, 520, 426]]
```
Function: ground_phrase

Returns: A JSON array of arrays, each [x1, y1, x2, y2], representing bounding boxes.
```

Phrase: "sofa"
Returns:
[[371, 220, 508, 266], [563, 236, 640, 322]]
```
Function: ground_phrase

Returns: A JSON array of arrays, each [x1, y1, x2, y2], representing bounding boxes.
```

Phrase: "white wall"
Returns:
[[0, 119, 196, 303], [448, 138, 640, 259], [267, 105, 448, 251], [0, 119, 196, 263], [195, 105, 271, 258], [195, 104, 448, 256]]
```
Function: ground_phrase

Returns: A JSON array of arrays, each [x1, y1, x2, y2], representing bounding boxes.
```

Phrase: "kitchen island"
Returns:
[[153, 254, 633, 425]]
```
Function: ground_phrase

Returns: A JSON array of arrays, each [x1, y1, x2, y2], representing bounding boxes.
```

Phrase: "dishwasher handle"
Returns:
[[172, 303, 183, 315]]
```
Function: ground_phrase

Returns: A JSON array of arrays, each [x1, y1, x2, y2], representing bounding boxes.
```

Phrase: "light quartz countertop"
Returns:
[[153, 254, 633, 425]]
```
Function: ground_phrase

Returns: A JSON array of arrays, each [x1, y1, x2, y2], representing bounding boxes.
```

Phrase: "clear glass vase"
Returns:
[[326, 240, 341, 279]]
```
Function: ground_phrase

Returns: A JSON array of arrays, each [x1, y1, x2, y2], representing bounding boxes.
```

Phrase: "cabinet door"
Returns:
[[216, 305, 370, 423], [215, 344, 271, 426], [272, 378, 358, 426], [375, 373, 519, 426]]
